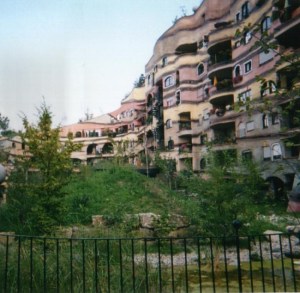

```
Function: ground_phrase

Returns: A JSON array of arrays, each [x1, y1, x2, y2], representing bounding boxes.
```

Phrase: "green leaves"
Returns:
[[3, 103, 82, 235]]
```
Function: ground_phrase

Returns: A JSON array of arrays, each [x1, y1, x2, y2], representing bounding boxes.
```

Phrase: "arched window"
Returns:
[[262, 114, 269, 128], [261, 81, 276, 97], [164, 76, 174, 88], [200, 158, 206, 170], [166, 119, 172, 129], [168, 138, 174, 150], [234, 65, 241, 77], [261, 16, 271, 33], [272, 143, 282, 160], [197, 63, 204, 76], [102, 143, 114, 154], [241, 1, 249, 19]]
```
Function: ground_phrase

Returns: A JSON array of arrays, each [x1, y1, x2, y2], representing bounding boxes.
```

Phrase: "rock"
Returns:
[[263, 230, 283, 244], [168, 214, 190, 229], [286, 225, 300, 234], [92, 215, 106, 227], [139, 213, 160, 229]]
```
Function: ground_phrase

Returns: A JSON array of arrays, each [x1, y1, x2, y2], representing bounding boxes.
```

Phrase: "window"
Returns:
[[166, 119, 172, 129], [246, 121, 255, 131], [243, 31, 252, 44], [259, 51, 273, 65], [236, 12, 241, 22], [272, 112, 280, 125], [239, 122, 246, 137], [200, 158, 206, 170], [263, 146, 271, 161], [176, 91, 181, 105], [198, 114, 202, 125], [162, 56, 168, 67], [241, 1, 249, 19], [261, 81, 276, 97], [272, 143, 282, 160], [147, 75, 151, 85], [166, 98, 174, 107], [154, 65, 158, 72], [203, 108, 210, 120], [235, 40, 241, 48], [200, 134, 207, 145], [168, 138, 174, 150], [262, 114, 269, 128], [242, 150, 252, 161], [239, 89, 252, 104], [234, 65, 241, 77], [261, 16, 271, 33], [244, 60, 252, 73], [197, 63, 204, 76], [176, 70, 180, 86], [164, 76, 174, 88]]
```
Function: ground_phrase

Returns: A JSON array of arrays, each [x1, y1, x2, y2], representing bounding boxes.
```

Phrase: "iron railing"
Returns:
[[0, 233, 299, 292]]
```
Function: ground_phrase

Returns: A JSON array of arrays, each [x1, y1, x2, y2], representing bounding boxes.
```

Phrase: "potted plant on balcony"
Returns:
[[233, 75, 243, 84]]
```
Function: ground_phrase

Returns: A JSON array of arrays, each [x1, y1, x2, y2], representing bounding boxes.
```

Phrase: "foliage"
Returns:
[[0, 103, 81, 235], [178, 152, 267, 237], [134, 74, 145, 88], [0, 113, 9, 133], [154, 152, 177, 189]]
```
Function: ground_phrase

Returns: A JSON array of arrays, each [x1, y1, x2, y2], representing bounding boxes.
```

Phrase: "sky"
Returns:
[[0, 0, 202, 130]]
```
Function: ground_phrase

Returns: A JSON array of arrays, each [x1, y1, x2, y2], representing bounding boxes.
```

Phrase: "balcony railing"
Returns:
[[179, 121, 191, 131]]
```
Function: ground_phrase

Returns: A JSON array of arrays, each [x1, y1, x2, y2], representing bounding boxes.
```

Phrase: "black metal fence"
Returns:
[[0, 232, 299, 292]]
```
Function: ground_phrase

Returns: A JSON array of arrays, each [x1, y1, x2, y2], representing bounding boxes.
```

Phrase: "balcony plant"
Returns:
[[233, 75, 243, 84]]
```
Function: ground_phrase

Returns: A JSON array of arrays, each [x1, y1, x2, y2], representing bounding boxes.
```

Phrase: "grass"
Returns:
[[62, 163, 183, 228]]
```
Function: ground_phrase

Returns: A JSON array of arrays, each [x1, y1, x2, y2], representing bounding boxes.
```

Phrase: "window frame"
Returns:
[[244, 60, 252, 73], [162, 56, 168, 67], [234, 64, 242, 77], [261, 16, 271, 33], [176, 90, 181, 105], [164, 75, 174, 88], [246, 120, 255, 132], [197, 63, 205, 76], [262, 113, 269, 129], [241, 1, 249, 19], [239, 122, 246, 138], [166, 119, 173, 129], [272, 143, 282, 160]]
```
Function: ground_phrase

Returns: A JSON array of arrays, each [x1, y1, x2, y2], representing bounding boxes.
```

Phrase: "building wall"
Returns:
[[60, 0, 300, 192]]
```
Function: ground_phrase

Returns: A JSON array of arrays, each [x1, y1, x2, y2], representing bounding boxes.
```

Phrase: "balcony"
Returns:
[[179, 121, 191, 131], [209, 79, 234, 97], [211, 121, 236, 146], [274, 0, 300, 48], [210, 109, 239, 126]]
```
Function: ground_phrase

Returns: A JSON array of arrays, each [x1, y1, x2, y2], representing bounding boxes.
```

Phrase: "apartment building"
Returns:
[[60, 0, 300, 197]]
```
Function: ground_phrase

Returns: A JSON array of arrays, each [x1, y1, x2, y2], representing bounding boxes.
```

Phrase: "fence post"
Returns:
[[232, 220, 243, 293]]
